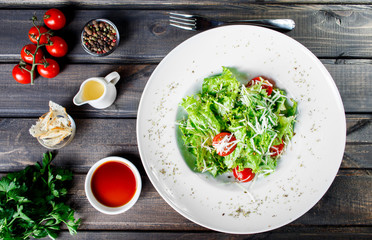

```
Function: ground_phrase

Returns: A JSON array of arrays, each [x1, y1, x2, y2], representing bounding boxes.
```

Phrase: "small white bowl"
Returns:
[[85, 156, 142, 215]]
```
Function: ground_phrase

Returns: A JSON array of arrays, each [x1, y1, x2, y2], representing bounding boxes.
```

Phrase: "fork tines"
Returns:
[[169, 12, 197, 31]]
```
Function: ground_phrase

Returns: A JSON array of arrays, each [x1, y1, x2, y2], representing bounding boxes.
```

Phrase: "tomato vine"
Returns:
[[18, 16, 54, 84]]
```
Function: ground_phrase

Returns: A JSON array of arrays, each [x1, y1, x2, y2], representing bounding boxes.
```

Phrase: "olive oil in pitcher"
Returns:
[[82, 80, 105, 101], [73, 71, 120, 109]]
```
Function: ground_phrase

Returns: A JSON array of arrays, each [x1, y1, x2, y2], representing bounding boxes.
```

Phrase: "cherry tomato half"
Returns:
[[247, 76, 274, 96], [46, 36, 68, 57], [43, 8, 66, 30], [12, 64, 34, 84], [21, 44, 44, 64], [212, 132, 237, 156], [37, 58, 60, 78], [233, 167, 255, 182], [28, 26, 49, 44], [270, 140, 285, 157]]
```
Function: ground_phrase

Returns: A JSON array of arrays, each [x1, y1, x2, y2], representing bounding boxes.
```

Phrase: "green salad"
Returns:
[[178, 67, 297, 181]]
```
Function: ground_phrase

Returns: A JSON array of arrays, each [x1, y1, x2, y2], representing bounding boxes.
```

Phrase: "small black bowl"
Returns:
[[81, 18, 120, 57]]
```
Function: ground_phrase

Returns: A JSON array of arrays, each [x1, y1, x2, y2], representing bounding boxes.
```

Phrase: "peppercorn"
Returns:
[[82, 20, 118, 55]]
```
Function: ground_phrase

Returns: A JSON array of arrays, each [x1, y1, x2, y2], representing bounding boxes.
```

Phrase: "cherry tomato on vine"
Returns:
[[270, 140, 285, 157], [247, 76, 274, 96], [21, 44, 44, 64], [28, 26, 49, 44], [37, 58, 60, 78], [212, 132, 237, 157], [43, 9, 66, 30], [232, 167, 255, 182], [12, 64, 34, 84], [46, 36, 68, 57]]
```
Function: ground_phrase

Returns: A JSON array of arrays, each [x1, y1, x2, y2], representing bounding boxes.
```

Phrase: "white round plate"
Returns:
[[136, 25, 346, 234]]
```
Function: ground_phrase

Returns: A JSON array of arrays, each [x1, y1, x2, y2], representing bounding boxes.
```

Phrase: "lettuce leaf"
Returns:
[[178, 67, 297, 177]]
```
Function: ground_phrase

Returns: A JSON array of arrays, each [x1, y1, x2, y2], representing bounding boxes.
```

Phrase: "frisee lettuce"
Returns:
[[178, 67, 297, 177]]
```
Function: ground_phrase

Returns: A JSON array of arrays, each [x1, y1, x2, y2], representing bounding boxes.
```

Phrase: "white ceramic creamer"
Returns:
[[73, 72, 120, 109]]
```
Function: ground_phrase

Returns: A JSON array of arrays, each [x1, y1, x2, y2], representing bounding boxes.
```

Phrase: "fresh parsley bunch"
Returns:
[[0, 152, 81, 239]]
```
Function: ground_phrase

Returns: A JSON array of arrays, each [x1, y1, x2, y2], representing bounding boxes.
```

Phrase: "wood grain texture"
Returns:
[[0, 64, 151, 118], [0, 3, 371, 237], [2, 7, 372, 63], [0, 165, 370, 231], [5, 173, 368, 231], [1, 1, 372, 9], [1, 60, 372, 118], [0, 118, 139, 173], [0, 115, 371, 172], [53, 227, 372, 240], [35, 174, 372, 230], [0, 1, 370, 238]]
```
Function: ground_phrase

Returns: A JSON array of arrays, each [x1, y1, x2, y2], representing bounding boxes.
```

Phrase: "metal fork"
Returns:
[[169, 12, 295, 32]]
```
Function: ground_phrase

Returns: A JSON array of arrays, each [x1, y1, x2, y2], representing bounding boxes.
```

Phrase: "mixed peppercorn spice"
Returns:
[[83, 20, 118, 55]]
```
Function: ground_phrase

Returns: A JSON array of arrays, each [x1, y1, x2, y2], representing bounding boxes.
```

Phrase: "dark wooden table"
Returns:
[[0, 1, 371, 239]]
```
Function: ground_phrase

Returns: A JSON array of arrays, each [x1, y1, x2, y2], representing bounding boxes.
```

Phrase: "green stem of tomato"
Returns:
[[28, 17, 44, 85], [19, 66, 31, 73], [23, 16, 52, 85]]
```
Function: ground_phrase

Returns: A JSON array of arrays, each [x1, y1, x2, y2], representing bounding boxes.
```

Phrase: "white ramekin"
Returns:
[[85, 156, 142, 215]]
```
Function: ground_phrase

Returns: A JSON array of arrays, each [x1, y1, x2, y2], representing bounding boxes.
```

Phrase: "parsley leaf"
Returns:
[[0, 152, 80, 239]]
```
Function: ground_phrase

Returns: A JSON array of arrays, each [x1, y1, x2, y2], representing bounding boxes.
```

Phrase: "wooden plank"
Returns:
[[347, 114, 372, 143], [52, 227, 372, 240], [1, 1, 372, 9], [1, 61, 372, 118], [0, 116, 371, 173], [43, 174, 372, 229], [0, 119, 370, 229], [298, 175, 372, 225], [323, 59, 372, 113], [2, 7, 372, 62], [343, 144, 372, 169], [0, 169, 370, 230], [0, 64, 151, 118], [0, 118, 139, 173], [0, 2, 370, 238]]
